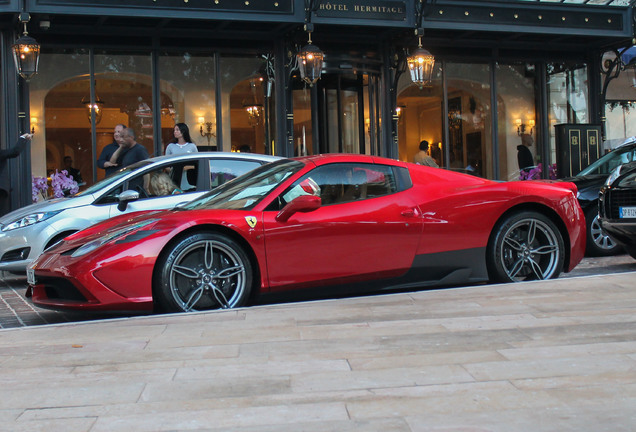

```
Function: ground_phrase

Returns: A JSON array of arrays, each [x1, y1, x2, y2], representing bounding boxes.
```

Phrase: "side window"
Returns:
[[145, 167, 182, 197], [136, 161, 199, 199], [210, 159, 262, 188], [99, 184, 124, 204], [279, 163, 398, 207]]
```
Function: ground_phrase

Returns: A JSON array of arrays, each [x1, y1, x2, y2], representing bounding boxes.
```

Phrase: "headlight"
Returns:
[[604, 165, 623, 187], [1, 211, 62, 232], [71, 219, 158, 258]]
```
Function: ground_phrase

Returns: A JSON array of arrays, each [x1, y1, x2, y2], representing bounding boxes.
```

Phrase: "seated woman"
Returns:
[[148, 171, 182, 196]]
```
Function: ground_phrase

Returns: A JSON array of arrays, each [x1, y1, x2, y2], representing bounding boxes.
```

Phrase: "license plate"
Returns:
[[619, 206, 636, 218], [26, 268, 36, 285]]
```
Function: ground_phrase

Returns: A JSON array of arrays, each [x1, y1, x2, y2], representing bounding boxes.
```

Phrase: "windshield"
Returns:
[[75, 160, 155, 196], [578, 144, 636, 176], [182, 159, 304, 211]]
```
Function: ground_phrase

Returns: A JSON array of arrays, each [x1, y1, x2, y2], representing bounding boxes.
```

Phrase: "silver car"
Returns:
[[0, 152, 281, 273]]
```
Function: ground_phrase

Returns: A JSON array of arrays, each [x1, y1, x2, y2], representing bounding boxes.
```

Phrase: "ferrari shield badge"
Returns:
[[245, 216, 257, 228]]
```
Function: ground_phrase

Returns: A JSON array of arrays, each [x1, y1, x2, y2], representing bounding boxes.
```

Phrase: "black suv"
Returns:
[[599, 160, 636, 260], [562, 139, 636, 256]]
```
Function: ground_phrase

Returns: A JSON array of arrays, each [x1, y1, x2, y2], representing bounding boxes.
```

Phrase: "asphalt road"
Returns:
[[1, 254, 635, 330]]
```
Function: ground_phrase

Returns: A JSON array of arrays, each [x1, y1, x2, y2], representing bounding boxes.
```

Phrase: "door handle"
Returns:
[[401, 209, 416, 217]]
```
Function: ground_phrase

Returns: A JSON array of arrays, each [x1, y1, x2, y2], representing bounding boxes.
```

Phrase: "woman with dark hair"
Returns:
[[165, 123, 198, 155]]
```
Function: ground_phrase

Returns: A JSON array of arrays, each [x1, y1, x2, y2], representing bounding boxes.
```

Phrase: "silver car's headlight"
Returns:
[[1, 210, 62, 232], [71, 219, 159, 258]]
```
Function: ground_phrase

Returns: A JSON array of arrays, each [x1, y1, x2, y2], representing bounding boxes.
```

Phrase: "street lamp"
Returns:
[[12, 13, 40, 81], [407, 32, 435, 88], [297, 25, 324, 87], [407, 0, 435, 88]]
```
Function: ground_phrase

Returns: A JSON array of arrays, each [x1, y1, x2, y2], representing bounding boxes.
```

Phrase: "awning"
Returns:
[[621, 46, 636, 67]]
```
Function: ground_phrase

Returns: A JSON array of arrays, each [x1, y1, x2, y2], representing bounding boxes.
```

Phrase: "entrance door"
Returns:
[[292, 72, 381, 156]]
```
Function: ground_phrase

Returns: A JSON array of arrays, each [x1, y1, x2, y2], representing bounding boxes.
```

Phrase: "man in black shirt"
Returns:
[[109, 127, 149, 169], [517, 133, 535, 171]]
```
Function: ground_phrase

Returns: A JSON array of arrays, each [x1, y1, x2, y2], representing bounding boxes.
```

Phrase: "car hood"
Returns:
[[0, 194, 96, 225], [60, 207, 251, 250], [62, 209, 166, 244], [561, 174, 607, 191]]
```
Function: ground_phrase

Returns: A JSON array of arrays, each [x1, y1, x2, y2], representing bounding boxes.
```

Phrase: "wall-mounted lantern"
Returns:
[[12, 13, 40, 81]]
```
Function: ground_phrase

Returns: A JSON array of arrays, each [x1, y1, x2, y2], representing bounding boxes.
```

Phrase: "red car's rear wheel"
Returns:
[[154, 232, 253, 312]]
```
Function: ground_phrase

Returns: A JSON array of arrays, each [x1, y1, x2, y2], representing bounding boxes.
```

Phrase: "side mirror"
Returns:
[[117, 189, 140, 212], [275, 195, 321, 222]]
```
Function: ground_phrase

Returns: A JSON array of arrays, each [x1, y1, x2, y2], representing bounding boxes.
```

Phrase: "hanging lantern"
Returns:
[[12, 14, 40, 81], [297, 32, 324, 87], [81, 85, 105, 125], [407, 36, 435, 88]]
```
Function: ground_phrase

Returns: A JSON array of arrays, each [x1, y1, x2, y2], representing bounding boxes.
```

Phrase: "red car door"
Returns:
[[261, 163, 422, 291]]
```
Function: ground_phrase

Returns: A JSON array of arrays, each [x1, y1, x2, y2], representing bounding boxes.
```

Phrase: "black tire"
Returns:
[[488, 211, 565, 283], [625, 246, 636, 260], [585, 204, 622, 256], [154, 232, 253, 313]]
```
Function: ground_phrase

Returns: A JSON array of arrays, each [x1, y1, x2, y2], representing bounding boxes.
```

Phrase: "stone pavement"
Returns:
[[1, 271, 635, 431], [1, 254, 635, 330]]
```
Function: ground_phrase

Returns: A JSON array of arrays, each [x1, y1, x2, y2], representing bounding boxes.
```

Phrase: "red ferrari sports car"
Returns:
[[27, 154, 585, 313]]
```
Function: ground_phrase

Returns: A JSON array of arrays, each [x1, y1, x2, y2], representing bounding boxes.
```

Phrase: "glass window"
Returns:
[[547, 62, 590, 165], [158, 52, 217, 152], [396, 63, 443, 164], [210, 159, 262, 188], [28, 49, 91, 186], [94, 51, 154, 159], [99, 160, 199, 203], [284, 163, 398, 206], [293, 85, 314, 156], [220, 55, 274, 154], [604, 56, 636, 147], [445, 62, 493, 179], [578, 144, 636, 176], [496, 63, 538, 180], [604, 102, 636, 146]]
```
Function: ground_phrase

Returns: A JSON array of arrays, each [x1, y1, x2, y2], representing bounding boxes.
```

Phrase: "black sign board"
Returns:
[[315, 0, 406, 21], [35, 0, 293, 14], [555, 124, 602, 177]]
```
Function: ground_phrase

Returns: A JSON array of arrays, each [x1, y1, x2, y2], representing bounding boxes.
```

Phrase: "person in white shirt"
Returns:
[[165, 123, 198, 155], [413, 140, 438, 167]]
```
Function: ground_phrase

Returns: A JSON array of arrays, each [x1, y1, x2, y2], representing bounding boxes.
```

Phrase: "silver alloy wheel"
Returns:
[[499, 217, 560, 281], [590, 213, 618, 251], [169, 239, 247, 311]]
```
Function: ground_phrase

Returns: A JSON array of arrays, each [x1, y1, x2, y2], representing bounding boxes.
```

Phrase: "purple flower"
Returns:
[[32, 171, 78, 202], [32, 176, 49, 203], [518, 163, 558, 181], [50, 170, 79, 198]]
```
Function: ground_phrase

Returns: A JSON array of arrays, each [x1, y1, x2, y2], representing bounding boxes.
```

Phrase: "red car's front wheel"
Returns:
[[154, 232, 253, 312], [488, 211, 565, 283]]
